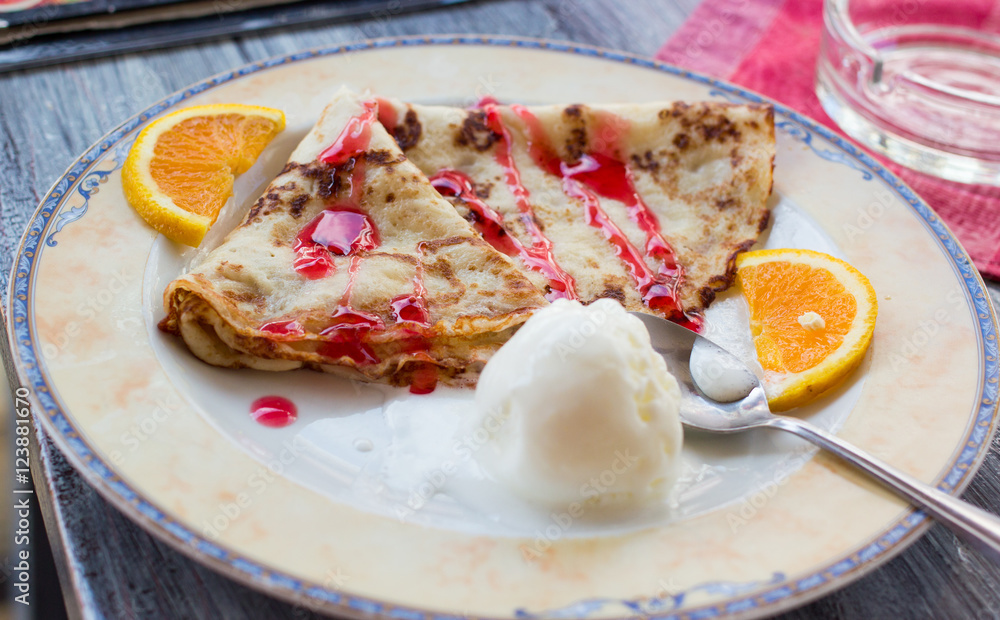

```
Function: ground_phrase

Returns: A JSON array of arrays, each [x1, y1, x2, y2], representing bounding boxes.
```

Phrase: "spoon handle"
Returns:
[[765, 415, 1000, 562]]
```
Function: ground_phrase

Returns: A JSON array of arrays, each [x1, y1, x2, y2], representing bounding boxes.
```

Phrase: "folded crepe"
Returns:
[[160, 88, 548, 391], [161, 88, 775, 391], [379, 96, 775, 328]]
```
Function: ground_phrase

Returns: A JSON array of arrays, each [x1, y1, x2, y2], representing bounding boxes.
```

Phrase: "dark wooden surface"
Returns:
[[2, 0, 1000, 618]]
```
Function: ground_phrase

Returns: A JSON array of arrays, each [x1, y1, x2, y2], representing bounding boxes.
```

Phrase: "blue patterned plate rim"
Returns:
[[6, 35, 1000, 620]]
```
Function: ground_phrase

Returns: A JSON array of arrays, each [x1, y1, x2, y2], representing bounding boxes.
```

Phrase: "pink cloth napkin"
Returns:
[[657, 0, 1000, 280]]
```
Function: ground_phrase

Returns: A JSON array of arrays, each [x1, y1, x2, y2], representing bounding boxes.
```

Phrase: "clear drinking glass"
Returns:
[[816, 0, 1000, 185]]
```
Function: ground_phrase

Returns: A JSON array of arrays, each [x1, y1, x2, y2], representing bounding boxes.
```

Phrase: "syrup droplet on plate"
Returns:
[[250, 396, 298, 428]]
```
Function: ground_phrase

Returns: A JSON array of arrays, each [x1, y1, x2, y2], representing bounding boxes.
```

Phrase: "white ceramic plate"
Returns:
[[8, 37, 1000, 619]]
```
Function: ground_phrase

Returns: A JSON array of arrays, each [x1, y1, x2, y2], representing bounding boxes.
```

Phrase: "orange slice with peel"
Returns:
[[735, 248, 878, 411], [122, 104, 285, 246]]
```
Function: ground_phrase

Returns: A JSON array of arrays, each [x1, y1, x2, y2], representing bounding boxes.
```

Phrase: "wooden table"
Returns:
[[2, 1, 1000, 617]]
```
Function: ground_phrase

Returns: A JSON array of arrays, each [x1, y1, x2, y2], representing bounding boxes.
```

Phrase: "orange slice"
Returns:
[[735, 248, 878, 411], [122, 104, 286, 246]]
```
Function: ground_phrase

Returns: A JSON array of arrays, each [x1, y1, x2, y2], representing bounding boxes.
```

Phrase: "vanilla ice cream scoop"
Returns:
[[471, 298, 683, 508]]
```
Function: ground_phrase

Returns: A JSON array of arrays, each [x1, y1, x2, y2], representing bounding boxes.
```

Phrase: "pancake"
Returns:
[[159, 88, 548, 391], [160, 89, 775, 391], [379, 97, 775, 328]]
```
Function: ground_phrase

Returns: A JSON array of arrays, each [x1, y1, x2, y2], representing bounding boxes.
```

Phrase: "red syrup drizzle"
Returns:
[[318, 255, 385, 365], [293, 208, 380, 279], [509, 104, 702, 331], [319, 100, 378, 166], [389, 242, 438, 394], [298, 208, 379, 254], [390, 272, 431, 328], [250, 395, 298, 428], [429, 171, 523, 258], [278, 99, 438, 393], [473, 100, 577, 302], [292, 100, 386, 365], [409, 362, 438, 395], [292, 244, 335, 279], [390, 294, 430, 325], [259, 319, 305, 339], [292, 100, 380, 280], [374, 97, 398, 132]]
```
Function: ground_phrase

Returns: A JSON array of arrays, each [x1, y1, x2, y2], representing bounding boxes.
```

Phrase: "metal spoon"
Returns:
[[632, 311, 1000, 562]]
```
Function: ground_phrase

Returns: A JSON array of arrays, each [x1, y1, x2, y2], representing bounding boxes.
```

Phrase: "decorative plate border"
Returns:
[[7, 35, 1000, 620]]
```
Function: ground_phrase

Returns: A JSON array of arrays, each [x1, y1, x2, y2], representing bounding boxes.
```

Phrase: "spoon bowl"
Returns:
[[631, 312, 773, 433]]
